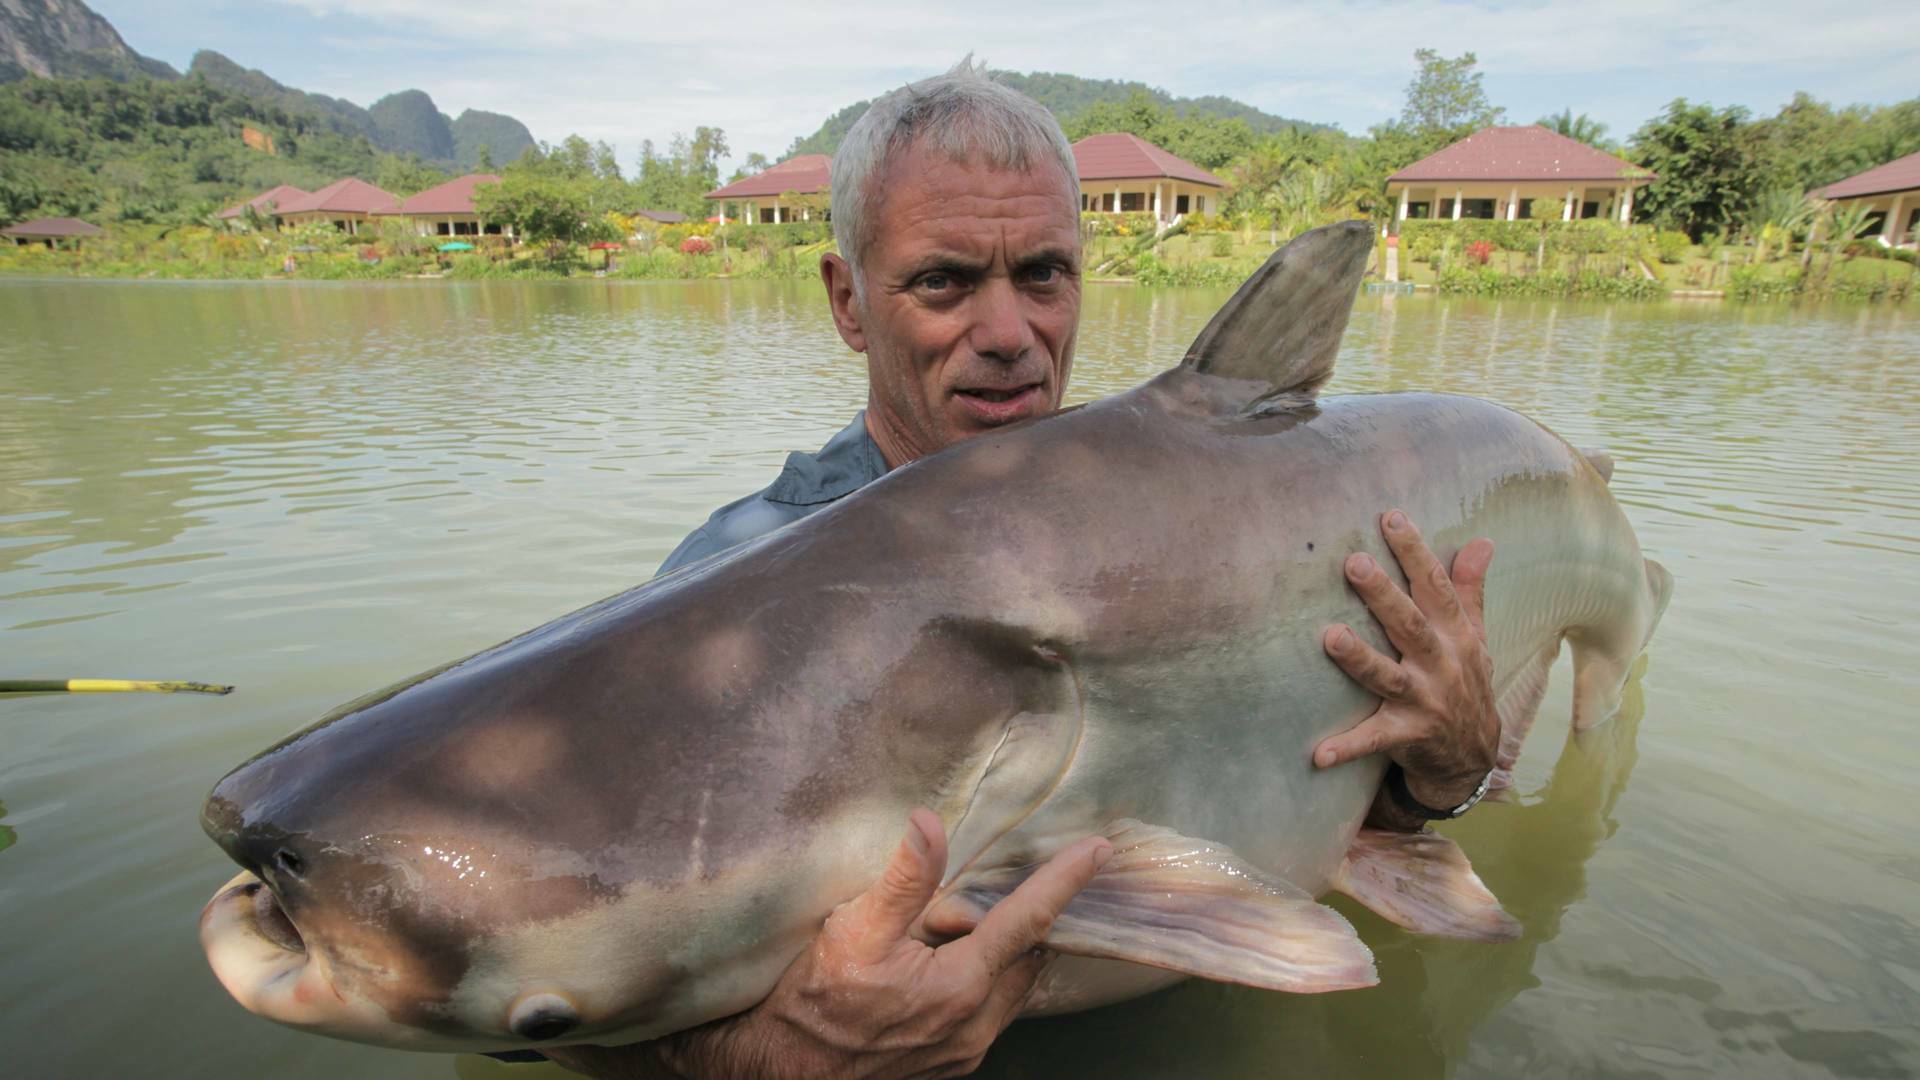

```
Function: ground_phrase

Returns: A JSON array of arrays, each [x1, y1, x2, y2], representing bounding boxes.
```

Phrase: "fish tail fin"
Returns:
[[1486, 639, 1560, 796]]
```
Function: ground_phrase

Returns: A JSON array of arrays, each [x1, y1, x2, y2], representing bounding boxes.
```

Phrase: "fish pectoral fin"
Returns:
[[927, 819, 1377, 994], [1329, 827, 1521, 942]]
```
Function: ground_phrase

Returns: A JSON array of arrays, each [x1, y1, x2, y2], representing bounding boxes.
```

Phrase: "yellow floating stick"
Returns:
[[0, 679, 233, 695]]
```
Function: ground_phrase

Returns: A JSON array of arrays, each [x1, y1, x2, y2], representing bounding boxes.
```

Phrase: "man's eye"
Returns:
[[919, 273, 951, 291], [1025, 265, 1060, 285]]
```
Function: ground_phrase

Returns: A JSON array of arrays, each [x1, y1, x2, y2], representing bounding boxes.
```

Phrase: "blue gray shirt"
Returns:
[[658, 411, 890, 575]]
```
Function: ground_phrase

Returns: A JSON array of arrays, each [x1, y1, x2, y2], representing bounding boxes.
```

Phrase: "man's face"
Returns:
[[823, 142, 1081, 467]]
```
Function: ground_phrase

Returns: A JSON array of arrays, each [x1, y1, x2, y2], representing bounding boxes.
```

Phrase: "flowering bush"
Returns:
[[679, 235, 714, 256], [1466, 240, 1494, 265]]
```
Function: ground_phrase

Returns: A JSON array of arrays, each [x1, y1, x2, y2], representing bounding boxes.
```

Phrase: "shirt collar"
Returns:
[[765, 411, 890, 506]]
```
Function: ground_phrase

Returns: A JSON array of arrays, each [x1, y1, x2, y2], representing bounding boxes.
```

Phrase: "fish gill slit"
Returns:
[[941, 651, 1090, 888]]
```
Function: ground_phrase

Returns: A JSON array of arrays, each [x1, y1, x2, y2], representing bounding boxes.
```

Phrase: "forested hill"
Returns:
[[784, 69, 1331, 159], [2, 1, 537, 170], [0, 0, 176, 83], [187, 51, 535, 169]]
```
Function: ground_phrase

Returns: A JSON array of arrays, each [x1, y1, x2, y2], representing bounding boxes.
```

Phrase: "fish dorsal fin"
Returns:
[[1180, 219, 1374, 410]]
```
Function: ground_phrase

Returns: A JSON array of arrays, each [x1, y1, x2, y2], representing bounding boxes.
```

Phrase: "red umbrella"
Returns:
[[589, 240, 622, 269]]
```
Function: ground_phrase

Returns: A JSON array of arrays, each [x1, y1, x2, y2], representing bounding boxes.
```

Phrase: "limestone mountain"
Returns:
[[0, 0, 177, 83], [187, 50, 534, 169]]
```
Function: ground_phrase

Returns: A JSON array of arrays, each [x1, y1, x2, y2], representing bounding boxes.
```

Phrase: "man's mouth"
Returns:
[[953, 383, 1044, 425]]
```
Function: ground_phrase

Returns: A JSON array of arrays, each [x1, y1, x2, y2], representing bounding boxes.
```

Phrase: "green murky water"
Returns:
[[2, 280, 1916, 1078]]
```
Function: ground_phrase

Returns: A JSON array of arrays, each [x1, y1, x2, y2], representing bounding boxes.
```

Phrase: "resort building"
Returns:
[[272, 178, 401, 235], [704, 134, 1223, 227], [704, 155, 831, 225], [372, 173, 507, 237], [632, 209, 687, 225], [1816, 150, 1920, 247], [1385, 126, 1655, 229], [1072, 133, 1224, 223], [2, 217, 104, 248], [215, 184, 310, 224]]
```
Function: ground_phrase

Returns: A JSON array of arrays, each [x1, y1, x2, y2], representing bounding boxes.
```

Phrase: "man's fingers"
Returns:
[[1314, 710, 1419, 769], [1344, 551, 1437, 659], [1451, 538, 1495, 637], [982, 950, 1047, 1032], [836, 809, 948, 960], [1380, 510, 1464, 628], [954, 836, 1111, 978], [1324, 625, 1415, 701]]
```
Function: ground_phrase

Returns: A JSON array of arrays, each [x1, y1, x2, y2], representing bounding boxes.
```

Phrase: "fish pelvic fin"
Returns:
[[927, 820, 1376, 994], [1178, 219, 1373, 410], [1330, 828, 1521, 942]]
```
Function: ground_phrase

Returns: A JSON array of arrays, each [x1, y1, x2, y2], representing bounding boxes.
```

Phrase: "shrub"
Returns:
[[1466, 240, 1493, 265], [1654, 231, 1690, 264], [679, 235, 714, 255], [1210, 233, 1233, 258]]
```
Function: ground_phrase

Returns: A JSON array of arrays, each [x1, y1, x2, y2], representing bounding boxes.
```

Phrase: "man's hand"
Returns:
[[1314, 509, 1499, 832], [545, 810, 1111, 1080]]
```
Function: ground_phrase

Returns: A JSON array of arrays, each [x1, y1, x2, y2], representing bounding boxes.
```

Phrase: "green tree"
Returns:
[[1629, 99, 1762, 240], [375, 154, 449, 197], [1399, 49, 1505, 138], [471, 170, 592, 245], [1539, 109, 1612, 150]]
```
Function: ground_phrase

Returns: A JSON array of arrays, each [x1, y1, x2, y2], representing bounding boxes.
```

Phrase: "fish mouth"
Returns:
[[199, 870, 378, 1038]]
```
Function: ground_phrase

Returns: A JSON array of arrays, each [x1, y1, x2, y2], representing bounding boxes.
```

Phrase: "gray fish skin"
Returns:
[[197, 222, 1669, 1053]]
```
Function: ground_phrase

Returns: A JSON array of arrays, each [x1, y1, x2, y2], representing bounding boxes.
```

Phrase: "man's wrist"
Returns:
[[1392, 762, 1492, 819]]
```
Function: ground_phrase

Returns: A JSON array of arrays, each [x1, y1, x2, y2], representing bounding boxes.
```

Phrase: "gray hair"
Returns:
[[830, 58, 1079, 285]]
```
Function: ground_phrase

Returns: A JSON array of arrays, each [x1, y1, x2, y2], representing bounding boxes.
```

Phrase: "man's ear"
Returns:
[[821, 253, 868, 353]]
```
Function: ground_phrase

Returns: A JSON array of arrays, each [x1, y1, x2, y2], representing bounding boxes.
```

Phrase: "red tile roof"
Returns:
[[706, 155, 832, 200], [632, 209, 686, 223], [1073, 133, 1223, 187], [1818, 150, 1920, 200], [372, 173, 502, 216], [216, 184, 311, 220], [1, 217, 104, 238], [274, 177, 400, 216], [1389, 126, 1653, 184]]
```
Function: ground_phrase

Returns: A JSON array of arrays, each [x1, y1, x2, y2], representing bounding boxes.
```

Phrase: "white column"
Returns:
[[1507, 187, 1519, 221], [1452, 188, 1463, 221], [1397, 187, 1409, 221], [773, 202, 783, 224], [1153, 183, 1163, 221], [1114, 185, 1123, 214], [1883, 194, 1905, 243], [1619, 186, 1633, 223], [1564, 188, 1575, 221]]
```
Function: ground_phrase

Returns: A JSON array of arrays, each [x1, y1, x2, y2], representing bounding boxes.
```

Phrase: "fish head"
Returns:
[[195, 606, 870, 1053]]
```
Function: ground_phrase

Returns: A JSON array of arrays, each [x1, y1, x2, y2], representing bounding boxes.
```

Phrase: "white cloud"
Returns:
[[259, 0, 1920, 165]]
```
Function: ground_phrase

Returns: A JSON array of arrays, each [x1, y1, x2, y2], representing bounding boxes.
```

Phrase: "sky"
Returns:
[[94, 0, 1920, 173]]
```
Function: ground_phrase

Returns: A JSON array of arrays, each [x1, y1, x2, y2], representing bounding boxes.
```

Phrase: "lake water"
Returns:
[[2, 279, 1916, 1079]]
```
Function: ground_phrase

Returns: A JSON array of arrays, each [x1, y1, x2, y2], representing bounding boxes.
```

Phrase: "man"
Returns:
[[549, 63, 1498, 1079]]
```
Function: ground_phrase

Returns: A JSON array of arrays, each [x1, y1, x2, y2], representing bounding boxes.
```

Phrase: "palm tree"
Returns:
[[1538, 109, 1611, 150], [1749, 189, 1817, 263]]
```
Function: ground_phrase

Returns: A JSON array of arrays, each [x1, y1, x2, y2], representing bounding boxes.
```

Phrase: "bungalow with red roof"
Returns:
[[705, 135, 1223, 230], [1816, 150, 1920, 248], [273, 178, 401, 235], [2, 216, 104, 249], [372, 173, 508, 238], [216, 184, 311, 225], [1073, 133, 1224, 223], [704, 154, 831, 225], [1386, 126, 1654, 229]]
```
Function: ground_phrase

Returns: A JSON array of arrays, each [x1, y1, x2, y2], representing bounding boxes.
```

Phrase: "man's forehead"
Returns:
[[872, 147, 1079, 253]]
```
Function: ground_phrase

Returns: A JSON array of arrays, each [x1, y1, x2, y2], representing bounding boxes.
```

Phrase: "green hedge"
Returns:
[[1435, 266, 1666, 300], [1401, 219, 1648, 262]]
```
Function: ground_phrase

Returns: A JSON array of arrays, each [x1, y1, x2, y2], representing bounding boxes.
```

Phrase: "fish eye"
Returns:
[[508, 992, 580, 1041]]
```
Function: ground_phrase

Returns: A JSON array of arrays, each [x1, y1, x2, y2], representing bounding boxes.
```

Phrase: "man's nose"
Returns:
[[969, 278, 1036, 364]]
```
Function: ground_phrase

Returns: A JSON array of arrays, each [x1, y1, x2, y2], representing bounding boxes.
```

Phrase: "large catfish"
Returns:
[[199, 221, 1671, 1054]]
